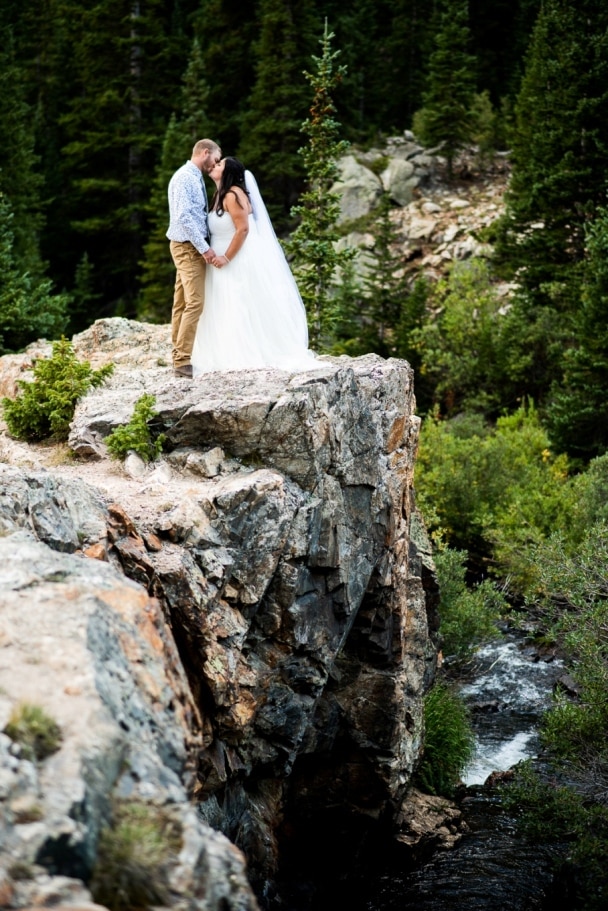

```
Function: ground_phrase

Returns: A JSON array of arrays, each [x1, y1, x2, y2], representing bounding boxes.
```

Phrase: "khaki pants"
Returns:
[[170, 241, 206, 367]]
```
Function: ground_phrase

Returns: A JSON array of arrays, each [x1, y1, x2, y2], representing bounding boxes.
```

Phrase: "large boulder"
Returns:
[[330, 155, 383, 223], [381, 158, 419, 206], [0, 318, 438, 902], [0, 530, 258, 911]]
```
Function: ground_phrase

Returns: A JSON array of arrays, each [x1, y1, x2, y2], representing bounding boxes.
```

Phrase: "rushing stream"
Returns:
[[277, 630, 569, 911], [460, 635, 563, 785], [359, 631, 567, 911]]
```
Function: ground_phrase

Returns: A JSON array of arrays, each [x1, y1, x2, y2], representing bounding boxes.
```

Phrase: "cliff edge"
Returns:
[[0, 318, 438, 908]]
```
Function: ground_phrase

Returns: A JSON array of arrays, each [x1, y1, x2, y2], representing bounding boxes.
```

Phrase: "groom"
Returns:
[[167, 138, 221, 377]]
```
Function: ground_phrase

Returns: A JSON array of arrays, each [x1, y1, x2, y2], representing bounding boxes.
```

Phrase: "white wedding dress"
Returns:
[[191, 172, 317, 374]]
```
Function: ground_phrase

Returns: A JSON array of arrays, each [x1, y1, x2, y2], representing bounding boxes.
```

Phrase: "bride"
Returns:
[[191, 157, 317, 373]]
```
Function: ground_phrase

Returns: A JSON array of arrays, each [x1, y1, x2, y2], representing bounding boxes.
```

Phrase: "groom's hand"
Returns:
[[203, 248, 216, 263]]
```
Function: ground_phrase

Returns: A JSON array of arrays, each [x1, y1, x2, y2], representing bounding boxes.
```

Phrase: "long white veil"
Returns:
[[245, 170, 309, 346]]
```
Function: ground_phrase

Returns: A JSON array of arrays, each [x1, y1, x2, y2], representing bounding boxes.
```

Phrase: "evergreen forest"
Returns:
[[3, 0, 608, 906]]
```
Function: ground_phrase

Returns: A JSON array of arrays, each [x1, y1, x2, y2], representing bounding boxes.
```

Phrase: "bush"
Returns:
[[415, 404, 572, 592], [4, 703, 62, 761], [2, 337, 113, 442], [530, 523, 608, 765], [90, 801, 182, 911], [105, 394, 166, 463], [415, 681, 475, 797], [411, 260, 510, 417], [435, 547, 505, 661], [503, 762, 608, 911]]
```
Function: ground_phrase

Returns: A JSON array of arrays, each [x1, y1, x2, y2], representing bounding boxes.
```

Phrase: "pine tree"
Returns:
[[138, 39, 212, 323], [546, 206, 608, 460], [237, 0, 318, 225], [494, 0, 608, 306], [491, 0, 608, 409], [412, 0, 477, 176], [0, 194, 69, 354], [193, 0, 257, 154], [0, 34, 45, 276], [284, 22, 353, 349], [54, 0, 197, 315]]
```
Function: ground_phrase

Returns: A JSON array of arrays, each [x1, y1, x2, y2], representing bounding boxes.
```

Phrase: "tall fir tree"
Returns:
[[546, 206, 608, 460], [0, 33, 45, 277], [238, 0, 318, 225], [193, 0, 257, 154], [412, 0, 477, 176], [495, 0, 608, 305], [49, 0, 199, 318], [285, 22, 352, 348], [491, 0, 608, 410], [138, 39, 212, 322], [0, 193, 69, 354]]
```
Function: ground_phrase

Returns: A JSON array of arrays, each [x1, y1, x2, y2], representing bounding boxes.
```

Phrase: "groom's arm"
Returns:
[[167, 170, 211, 255]]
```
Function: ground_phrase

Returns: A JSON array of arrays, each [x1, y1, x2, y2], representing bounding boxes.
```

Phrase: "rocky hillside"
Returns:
[[0, 320, 439, 909], [333, 132, 510, 285]]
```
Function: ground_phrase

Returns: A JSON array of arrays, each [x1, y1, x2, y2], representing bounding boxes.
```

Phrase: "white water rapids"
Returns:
[[459, 638, 563, 786]]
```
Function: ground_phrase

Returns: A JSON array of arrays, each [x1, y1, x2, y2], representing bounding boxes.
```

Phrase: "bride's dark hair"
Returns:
[[214, 157, 250, 215]]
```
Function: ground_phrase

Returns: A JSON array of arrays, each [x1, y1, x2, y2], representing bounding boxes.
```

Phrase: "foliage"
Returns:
[[237, 0, 317, 226], [0, 36, 44, 277], [43, 0, 199, 315], [284, 22, 354, 350], [0, 0, 545, 327], [412, 0, 477, 176], [90, 800, 182, 911], [414, 404, 572, 588], [68, 252, 102, 335], [503, 762, 608, 911], [527, 523, 608, 763], [493, 0, 608, 310], [415, 681, 475, 797], [0, 194, 69, 355], [545, 206, 608, 460], [192, 0, 257, 156], [411, 259, 518, 417], [470, 90, 498, 164], [331, 192, 414, 357], [434, 547, 505, 661], [2, 337, 113, 442], [105, 394, 166, 463], [4, 703, 62, 761]]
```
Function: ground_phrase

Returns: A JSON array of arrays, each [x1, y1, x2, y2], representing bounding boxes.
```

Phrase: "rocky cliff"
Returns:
[[0, 319, 438, 908]]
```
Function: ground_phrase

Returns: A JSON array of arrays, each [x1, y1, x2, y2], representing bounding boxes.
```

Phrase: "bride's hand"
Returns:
[[213, 254, 230, 269]]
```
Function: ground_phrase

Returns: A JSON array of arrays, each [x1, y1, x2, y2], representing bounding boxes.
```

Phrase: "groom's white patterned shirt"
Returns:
[[166, 160, 210, 254]]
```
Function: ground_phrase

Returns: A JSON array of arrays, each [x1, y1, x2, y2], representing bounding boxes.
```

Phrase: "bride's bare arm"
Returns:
[[214, 188, 251, 267]]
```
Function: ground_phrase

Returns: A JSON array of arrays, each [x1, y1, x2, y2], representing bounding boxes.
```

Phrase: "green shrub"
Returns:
[[415, 681, 475, 797], [435, 547, 505, 661], [2, 337, 113, 442], [4, 703, 62, 761], [503, 762, 608, 911], [410, 259, 511, 417], [529, 523, 608, 763], [415, 404, 572, 592], [105, 393, 166, 463], [90, 801, 182, 911]]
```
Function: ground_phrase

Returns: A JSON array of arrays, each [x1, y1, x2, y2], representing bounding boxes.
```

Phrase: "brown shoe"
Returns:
[[174, 364, 193, 378]]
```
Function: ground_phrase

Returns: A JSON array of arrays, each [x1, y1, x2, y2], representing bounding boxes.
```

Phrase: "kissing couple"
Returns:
[[166, 138, 316, 378]]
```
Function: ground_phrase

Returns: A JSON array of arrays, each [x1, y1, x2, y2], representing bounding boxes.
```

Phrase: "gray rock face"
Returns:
[[0, 532, 258, 910], [0, 319, 438, 904], [331, 155, 383, 223], [381, 158, 419, 206]]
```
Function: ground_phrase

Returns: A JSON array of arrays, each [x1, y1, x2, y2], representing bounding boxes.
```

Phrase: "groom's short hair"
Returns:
[[193, 138, 220, 156]]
